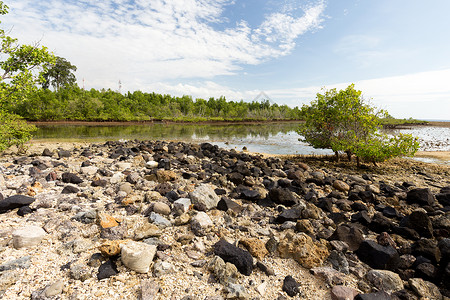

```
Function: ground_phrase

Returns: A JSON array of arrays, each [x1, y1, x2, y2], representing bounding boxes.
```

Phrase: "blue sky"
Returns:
[[3, 0, 450, 119]]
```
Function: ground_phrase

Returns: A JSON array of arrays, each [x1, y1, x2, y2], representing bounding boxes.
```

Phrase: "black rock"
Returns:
[[328, 212, 348, 225], [351, 210, 371, 225], [282, 275, 300, 297], [368, 213, 395, 233], [317, 197, 333, 212], [400, 210, 433, 238], [436, 193, 450, 207], [415, 262, 438, 281], [91, 179, 108, 187], [42, 148, 53, 157], [17, 206, 33, 216], [351, 201, 368, 212], [217, 198, 243, 213], [0, 192, 3, 201], [228, 172, 244, 185], [329, 224, 364, 251], [240, 188, 262, 201], [412, 238, 441, 263], [58, 150, 71, 158], [214, 188, 226, 196], [355, 240, 400, 270], [256, 261, 275, 276], [383, 206, 400, 219], [213, 239, 253, 276], [393, 226, 420, 240], [355, 291, 392, 300], [0, 195, 35, 214], [359, 190, 375, 203], [97, 260, 118, 280], [438, 238, 450, 265], [407, 188, 435, 206], [62, 185, 80, 194], [275, 207, 303, 223], [268, 188, 297, 206], [62, 172, 83, 184]]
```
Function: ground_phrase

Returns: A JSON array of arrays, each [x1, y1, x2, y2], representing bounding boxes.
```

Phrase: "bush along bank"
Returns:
[[0, 140, 449, 299]]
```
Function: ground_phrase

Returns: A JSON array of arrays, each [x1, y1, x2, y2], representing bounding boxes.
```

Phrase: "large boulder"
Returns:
[[355, 240, 400, 270], [406, 188, 435, 206]]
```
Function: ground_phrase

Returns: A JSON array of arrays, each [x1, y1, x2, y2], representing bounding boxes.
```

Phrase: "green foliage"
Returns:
[[298, 84, 419, 165], [0, 110, 36, 153], [0, 1, 55, 152], [11, 86, 305, 122], [41, 56, 77, 90]]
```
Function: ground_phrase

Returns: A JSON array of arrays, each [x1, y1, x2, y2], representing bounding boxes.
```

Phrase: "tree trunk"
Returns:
[[356, 156, 361, 168], [335, 151, 339, 162], [346, 150, 352, 162]]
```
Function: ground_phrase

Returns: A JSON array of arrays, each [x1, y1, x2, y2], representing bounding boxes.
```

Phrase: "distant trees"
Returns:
[[297, 84, 419, 166]]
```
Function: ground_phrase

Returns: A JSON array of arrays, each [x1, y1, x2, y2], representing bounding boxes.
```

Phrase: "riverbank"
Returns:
[[0, 140, 449, 299]]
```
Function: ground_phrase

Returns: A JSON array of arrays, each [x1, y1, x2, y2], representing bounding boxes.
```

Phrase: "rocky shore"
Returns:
[[0, 140, 449, 299]]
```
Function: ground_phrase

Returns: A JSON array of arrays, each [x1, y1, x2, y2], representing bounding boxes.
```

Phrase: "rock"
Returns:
[[98, 212, 119, 229], [92, 179, 108, 187], [58, 150, 71, 158], [153, 202, 171, 215], [282, 275, 300, 297], [400, 210, 434, 238], [240, 238, 269, 260], [61, 185, 79, 194], [120, 241, 157, 273], [42, 148, 53, 156], [331, 285, 359, 300], [213, 239, 253, 276], [310, 267, 347, 286], [408, 278, 442, 299], [156, 169, 177, 182], [208, 256, 242, 286], [295, 219, 315, 235], [268, 188, 298, 206], [61, 172, 83, 184], [354, 291, 392, 300], [407, 188, 435, 206], [189, 184, 220, 211], [278, 232, 329, 269], [333, 180, 350, 192], [366, 269, 404, 293], [146, 160, 159, 169], [69, 263, 91, 281], [153, 261, 175, 277], [256, 261, 275, 276], [134, 223, 162, 240], [191, 211, 213, 228], [329, 224, 364, 251], [0, 195, 35, 213], [328, 250, 349, 274], [97, 260, 119, 280], [173, 198, 191, 214], [275, 207, 303, 223], [217, 198, 243, 213], [140, 279, 161, 299], [12, 225, 46, 249], [99, 240, 126, 257], [411, 238, 441, 263], [0, 256, 31, 271], [44, 280, 64, 297], [81, 166, 98, 176], [355, 240, 400, 270], [149, 212, 171, 228], [100, 224, 127, 240]]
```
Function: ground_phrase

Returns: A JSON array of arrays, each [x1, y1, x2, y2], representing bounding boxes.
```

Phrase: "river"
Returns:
[[32, 122, 450, 164]]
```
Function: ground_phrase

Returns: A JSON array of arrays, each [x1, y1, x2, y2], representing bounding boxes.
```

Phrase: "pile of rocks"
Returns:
[[0, 140, 449, 299]]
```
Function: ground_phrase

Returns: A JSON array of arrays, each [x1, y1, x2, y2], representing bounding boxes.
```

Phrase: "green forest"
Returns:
[[7, 86, 304, 122]]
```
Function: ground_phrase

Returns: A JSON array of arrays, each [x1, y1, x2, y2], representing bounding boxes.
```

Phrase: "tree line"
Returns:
[[8, 86, 304, 122]]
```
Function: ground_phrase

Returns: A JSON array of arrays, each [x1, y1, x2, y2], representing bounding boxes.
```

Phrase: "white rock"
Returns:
[[80, 166, 98, 176], [120, 241, 157, 273], [12, 225, 46, 249], [173, 198, 191, 214], [146, 161, 159, 168], [189, 184, 219, 211], [116, 162, 132, 171], [110, 173, 124, 184], [191, 212, 213, 228], [256, 281, 267, 296]]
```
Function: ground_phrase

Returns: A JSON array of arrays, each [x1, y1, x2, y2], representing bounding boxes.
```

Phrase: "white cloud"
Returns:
[[2, 0, 326, 86], [150, 68, 450, 120]]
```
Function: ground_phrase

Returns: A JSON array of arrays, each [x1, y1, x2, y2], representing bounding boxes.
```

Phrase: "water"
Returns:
[[33, 122, 449, 162]]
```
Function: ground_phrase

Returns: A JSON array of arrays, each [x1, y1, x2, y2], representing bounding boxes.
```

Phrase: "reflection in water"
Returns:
[[33, 123, 449, 160], [33, 122, 333, 155]]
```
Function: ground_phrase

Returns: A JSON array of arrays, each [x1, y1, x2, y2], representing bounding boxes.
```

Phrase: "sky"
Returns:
[[2, 0, 450, 120]]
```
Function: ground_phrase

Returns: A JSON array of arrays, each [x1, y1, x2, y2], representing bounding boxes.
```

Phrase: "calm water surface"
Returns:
[[33, 122, 450, 162]]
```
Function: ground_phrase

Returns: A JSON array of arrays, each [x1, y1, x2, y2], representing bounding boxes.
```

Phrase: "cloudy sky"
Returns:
[[3, 0, 450, 119]]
